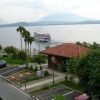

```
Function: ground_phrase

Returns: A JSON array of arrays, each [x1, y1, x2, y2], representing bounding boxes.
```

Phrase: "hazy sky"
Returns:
[[0, 0, 100, 23]]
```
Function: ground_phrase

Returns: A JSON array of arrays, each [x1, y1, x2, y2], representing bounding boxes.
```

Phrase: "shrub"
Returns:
[[44, 70, 49, 76], [65, 76, 68, 80], [12, 52, 17, 59], [29, 66, 33, 70], [4, 46, 17, 55], [42, 85, 50, 90], [17, 51, 27, 60], [40, 66, 43, 70], [34, 66, 38, 72], [3, 55, 8, 57], [58, 64, 67, 72], [32, 53, 47, 64]]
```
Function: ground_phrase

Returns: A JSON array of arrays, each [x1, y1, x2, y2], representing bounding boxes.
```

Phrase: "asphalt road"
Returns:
[[0, 77, 34, 100]]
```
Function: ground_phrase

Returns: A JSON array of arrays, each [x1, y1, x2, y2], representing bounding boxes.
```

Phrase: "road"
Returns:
[[0, 77, 34, 100]]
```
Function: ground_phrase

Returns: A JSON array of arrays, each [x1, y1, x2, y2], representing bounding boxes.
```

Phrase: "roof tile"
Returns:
[[42, 43, 89, 58]]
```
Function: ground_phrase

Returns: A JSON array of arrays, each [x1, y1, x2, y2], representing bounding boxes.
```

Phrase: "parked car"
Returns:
[[0, 60, 7, 68], [0, 96, 3, 100], [75, 94, 89, 100]]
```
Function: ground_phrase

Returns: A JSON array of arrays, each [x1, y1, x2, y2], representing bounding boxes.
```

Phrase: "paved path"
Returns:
[[0, 77, 34, 100], [21, 68, 66, 91]]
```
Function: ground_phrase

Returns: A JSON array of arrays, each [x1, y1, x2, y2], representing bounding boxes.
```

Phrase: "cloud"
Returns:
[[0, 0, 100, 23], [0, 0, 49, 23]]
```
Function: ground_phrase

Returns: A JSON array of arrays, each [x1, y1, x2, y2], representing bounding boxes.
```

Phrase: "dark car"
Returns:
[[0, 97, 3, 100], [0, 60, 7, 68]]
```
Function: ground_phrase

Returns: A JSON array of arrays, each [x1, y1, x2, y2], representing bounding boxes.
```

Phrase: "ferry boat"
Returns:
[[34, 32, 51, 42]]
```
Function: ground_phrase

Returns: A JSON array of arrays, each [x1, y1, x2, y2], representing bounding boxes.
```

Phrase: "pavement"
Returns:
[[0, 77, 35, 100], [33, 85, 81, 100]]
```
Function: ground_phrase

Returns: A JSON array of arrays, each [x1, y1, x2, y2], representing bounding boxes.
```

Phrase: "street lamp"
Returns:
[[19, 81, 21, 87], [24, 80, 27, 90], [25, 82, 26, 90], [51, 56, 56, 85]]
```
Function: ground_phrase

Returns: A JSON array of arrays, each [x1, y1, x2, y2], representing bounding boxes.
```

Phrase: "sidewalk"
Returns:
[[20, 68, 66, 92]]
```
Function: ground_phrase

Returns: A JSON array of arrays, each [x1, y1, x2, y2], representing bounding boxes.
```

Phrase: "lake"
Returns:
[[0, 24, 100, 52]]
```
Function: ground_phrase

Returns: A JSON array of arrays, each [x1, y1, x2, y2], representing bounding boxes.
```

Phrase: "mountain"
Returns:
[[0, 12, 100, 27], [39, 12, 90, 22], [0, 22, 30, 27]]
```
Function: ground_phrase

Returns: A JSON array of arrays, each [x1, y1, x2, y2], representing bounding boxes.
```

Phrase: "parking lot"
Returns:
[[0, 66, 24, 77], [33, 85, 81, 100], [0, 66, 17, 74], [0, 65, 39, 85]]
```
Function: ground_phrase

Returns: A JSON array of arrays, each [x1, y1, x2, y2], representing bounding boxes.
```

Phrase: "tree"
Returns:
[[76, 41, 100, 49], [28, 36, 34, 56], [4, 46, 17, 55], [58, 64, 67, 72], [67, 58, 79, 74], [16, 26, 25, 51], [88, 61, 100, 95], [23, 30, 30, 51], [0, 45, 2, 51], [90, 42, 100, 49], [82, 41, 89, 47], [17, 51, 27, 60], [11, 51, 18, 59], [75, 50, 100, 97], [32, 53, 47, 65], [76, 41, 82, 46]]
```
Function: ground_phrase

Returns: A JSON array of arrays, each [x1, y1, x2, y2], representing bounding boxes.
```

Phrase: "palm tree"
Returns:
[[28, 36, 34, 56], [27, 35, 30, 55], [16, 26, 25, 51], [23, 30, 30, 51]]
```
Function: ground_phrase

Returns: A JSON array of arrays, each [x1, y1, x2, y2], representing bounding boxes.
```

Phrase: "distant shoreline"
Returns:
[[0, 23, 100, 28]]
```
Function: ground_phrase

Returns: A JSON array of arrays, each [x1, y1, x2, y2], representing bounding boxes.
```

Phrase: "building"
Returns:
[[42, 43, 89, 69]]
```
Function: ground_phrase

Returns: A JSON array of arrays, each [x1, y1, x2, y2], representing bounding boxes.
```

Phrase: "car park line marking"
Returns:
[[1, 67, 24, 74], [63, 91, 74, 96], [0, 67, 14, 73], [62, 85, 82, 94], [1, 67, 19, 74]]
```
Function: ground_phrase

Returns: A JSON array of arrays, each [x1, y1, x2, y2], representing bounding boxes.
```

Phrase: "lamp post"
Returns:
[[51, 56, 56, 85], [24, 80, 26, 90], [19, 81, 21, 87]]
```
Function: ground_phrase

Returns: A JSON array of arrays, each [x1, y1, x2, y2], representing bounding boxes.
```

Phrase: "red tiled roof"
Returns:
[[42, 43, 89, 58]]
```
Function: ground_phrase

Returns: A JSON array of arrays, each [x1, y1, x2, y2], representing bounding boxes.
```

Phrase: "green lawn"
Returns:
[[20, 76, 40, 84], [0, 56, 32, 65], [52, 94, 65, 100], [58, 80, 84, 92]]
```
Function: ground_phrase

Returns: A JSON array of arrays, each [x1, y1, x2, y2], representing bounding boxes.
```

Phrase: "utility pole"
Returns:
[[51, 56, 56, 85], [25, 82, 26, 90]]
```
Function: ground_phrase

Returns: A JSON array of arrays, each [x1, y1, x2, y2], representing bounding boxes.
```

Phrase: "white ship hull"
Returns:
[[34, 32, 51, 42]]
